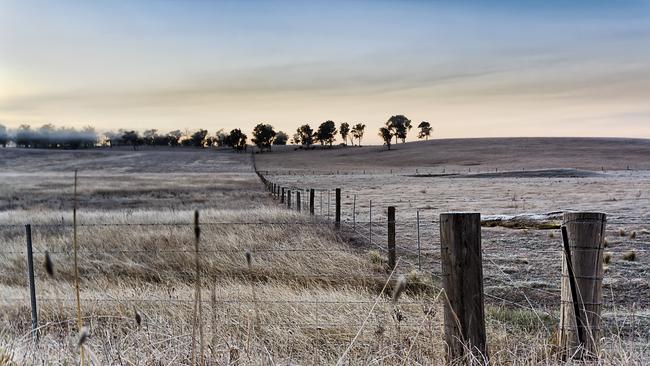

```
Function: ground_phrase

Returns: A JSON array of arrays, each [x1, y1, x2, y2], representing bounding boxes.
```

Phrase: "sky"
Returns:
[[1, 0, 650, 143]]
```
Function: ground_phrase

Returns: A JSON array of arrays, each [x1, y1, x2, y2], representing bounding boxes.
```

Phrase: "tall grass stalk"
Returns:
[[72, 170, 85, 365], [336, 258, 401, 365]]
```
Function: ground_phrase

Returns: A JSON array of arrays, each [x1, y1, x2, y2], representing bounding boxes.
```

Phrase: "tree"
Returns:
[[351, 123, 366, 146], [386, 115, 412, 143], [15, 124, 32, 147], [274, 131, 289, 145], [143, 129, 158, 145], [417, 121, 433, 140], [252, 123, 276, 153], [226, 128, 247, 151], [379, 127, 392, 150], [316, 120, 337, 147], [122, 130, 142, 150], [339, 122, 350, 146], [167, 130, 182, 146], [190, 129, 208, 147], [296, 124, 315, 147], [215, 129, 228, 147], [0, 124, 7, 147], [291, 132, 301, 145]]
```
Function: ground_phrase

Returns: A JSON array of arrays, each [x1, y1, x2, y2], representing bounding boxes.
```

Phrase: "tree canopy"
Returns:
[[378, 126, 392, 150], [274, 131, 288, 145], [340, 122, 350, 146], [351, 123, 366, 146], [296, 124, 315, 147], [252, 123, 277, 152], [386, 115, 412, 143], [417, 121, 433, 140], [316, 120, 337, 147], [226, 128, 247, 151]]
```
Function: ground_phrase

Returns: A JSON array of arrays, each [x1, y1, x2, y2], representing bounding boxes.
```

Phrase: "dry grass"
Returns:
[[1, 147, 649, 364]]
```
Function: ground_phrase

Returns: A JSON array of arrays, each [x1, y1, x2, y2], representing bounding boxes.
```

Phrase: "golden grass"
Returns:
[[1, 148, 649, 364]]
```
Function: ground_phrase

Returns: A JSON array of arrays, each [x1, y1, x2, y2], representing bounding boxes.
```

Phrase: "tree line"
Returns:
[[0, 115, 432, 151]]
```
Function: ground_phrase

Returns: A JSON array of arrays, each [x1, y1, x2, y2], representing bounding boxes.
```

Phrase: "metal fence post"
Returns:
[[25, 224, 38, 341]]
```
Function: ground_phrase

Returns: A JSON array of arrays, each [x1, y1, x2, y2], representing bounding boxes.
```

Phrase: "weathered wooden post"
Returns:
[[352, 194, 356, 230], [387, 207, 396, 270], [296, 191, 301, 212], [416, 209, 421, 270], [559, 212, 606, 360], [369, 200, 373, 247], [287, 190, 292, 209], [309, 189, 315, 215], [335, 188, 341, 228], [439, 213, 487, 363], [25, 224, 38, 341], [281, 187, 285, 204]]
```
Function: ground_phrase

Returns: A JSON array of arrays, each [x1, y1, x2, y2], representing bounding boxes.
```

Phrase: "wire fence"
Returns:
[[2, 165, 649, 349]]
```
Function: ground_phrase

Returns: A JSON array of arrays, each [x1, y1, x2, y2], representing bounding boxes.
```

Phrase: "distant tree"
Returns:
[[143, 129, 158, 145], [379, 127, 392, 150], [215, 129, 228, 147], [252, 123, 276, 153], [15, 124, 32, 147], [296, 124, 315, 147], [351, 123, 366, 146], [167, 130, 182, 146], [227, 128, 247, 152], [417, 121, 432, 140], [316, 120, 337, 147], [274, 131, 289, 145], [104, 130, 122, 147], [0, 124, 7, 147], [339, 122, 350, 146], [386, 115, 412, 143], [291, 132, 301, 145], [189, 129, 208, 147], [122, 130, 142, 150]]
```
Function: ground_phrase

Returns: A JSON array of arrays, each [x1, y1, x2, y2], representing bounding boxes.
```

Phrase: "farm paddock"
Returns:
[[1, 141, 649, 364]]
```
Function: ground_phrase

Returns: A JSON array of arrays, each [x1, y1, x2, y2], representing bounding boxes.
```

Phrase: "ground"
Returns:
[[1, 140, 649, 364]]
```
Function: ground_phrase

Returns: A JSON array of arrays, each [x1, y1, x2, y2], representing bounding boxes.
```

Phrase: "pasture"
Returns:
[[1, 140, 649, 364]]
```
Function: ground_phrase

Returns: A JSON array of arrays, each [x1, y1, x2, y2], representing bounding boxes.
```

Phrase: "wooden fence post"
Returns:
[[416, 209, 421, 270], [559, 212, 606, 360], [439, 213, 487, 363], [25, 224, 38, 341], [281, 187, 285, 204], [369, 200, 372, 247], [335, 188, 341, 228], [309, 189, 315, 215], [352, 194, 356, 230], [387, 206, 396, 270], [296, 191, 301, 212], [287, 190, 292, 209]]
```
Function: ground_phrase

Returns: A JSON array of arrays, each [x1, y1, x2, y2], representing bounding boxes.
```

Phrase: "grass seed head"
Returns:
[[134, 308, 142, 326], [44, 250, 54, 277], [392, 275, 407, 303], [78, 327, 90, 346], [245, 250, 252, 269]]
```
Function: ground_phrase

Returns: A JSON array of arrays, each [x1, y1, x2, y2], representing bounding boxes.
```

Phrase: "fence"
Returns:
[[2, 165, 649, 363], [256, 168, 650, 361]]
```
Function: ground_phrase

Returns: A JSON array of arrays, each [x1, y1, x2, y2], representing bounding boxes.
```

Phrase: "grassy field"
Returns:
[[1, 143, 649, 364]]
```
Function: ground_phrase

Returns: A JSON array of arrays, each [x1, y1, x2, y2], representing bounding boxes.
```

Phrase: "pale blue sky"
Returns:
[[1, 1, 650, 141]]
